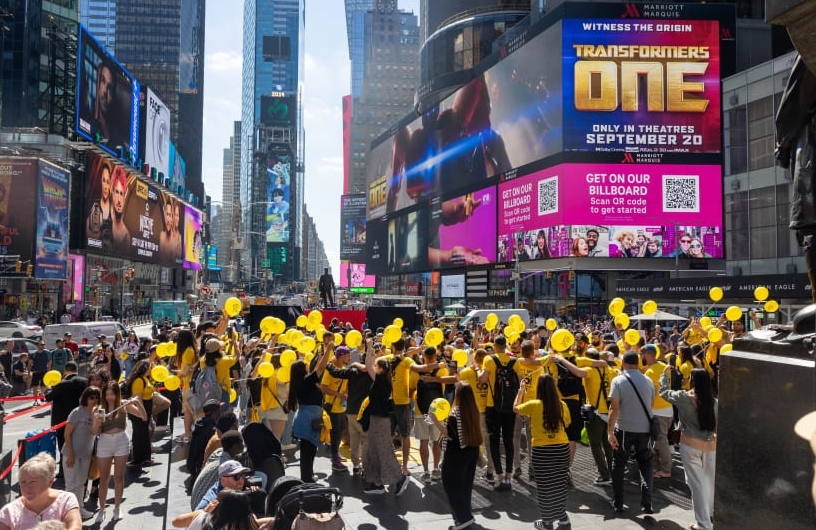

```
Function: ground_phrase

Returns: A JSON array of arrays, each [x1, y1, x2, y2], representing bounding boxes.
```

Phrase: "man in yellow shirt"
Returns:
[[682, 318, 704, 346], [640, 344, 674, 479], [321, 346, 351, 472], [582, 347, 615, 485]]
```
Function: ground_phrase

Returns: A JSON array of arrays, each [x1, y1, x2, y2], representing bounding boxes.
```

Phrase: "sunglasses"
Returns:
[[690, 243, 702, 248], [680, 239, 692, 244]]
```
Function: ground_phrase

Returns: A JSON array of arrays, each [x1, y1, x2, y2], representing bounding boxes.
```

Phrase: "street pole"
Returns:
[[514, 257, 520, 308]]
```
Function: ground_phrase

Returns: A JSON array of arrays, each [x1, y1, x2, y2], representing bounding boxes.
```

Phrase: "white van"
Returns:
[[42, 321, 128, 354], [459, 309, 531, 329]]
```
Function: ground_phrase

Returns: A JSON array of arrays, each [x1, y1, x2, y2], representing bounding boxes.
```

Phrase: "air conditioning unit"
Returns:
[[730, 180, 740, 190], [728, 93, 739, 106]]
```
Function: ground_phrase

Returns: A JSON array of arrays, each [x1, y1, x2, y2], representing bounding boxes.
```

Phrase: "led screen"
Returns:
[[429, 185, 497, 269], [144, 88, 171, 181], [340, 194, 366, 260], [183, 205, 202, 270], [339, 262, 375, 289]]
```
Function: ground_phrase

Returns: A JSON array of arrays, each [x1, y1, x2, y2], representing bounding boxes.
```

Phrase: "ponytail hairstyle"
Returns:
[[535, 374, 564, 433], [453, 382, 482, 447]]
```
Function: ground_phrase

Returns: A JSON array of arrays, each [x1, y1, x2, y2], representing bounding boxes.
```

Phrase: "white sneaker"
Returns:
[[94, 509, 106, 524], [79, 508, 94, 520], [112, 506, 123, 521]]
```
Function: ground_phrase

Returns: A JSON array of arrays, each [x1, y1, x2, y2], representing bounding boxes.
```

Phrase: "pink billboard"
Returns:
[[498, 163, 722, 259], [429, 185, 497, 269], [340, 262, 376, 289]]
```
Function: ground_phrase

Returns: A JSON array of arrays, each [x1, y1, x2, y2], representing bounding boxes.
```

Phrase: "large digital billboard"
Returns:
[[183, 205, 202, 270], [366, 22, 563, 220], [429, 185, 497, 269], [260, 95, 297, 126], [365, 208, 428, 275], [339, 262, 375, 293], [266, 148, 291, 243], [0, 158, 37, 263], [562, 18, 721, 155], [497, 163, 723, 259], [84, 151, 185, 267], [76, 25, 140, 158], [144, 88, 171, 182], [340, 194, 366, 260], [35, 161, 70, 279]]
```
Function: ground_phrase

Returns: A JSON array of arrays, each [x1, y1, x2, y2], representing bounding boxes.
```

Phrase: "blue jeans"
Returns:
[[281, 410, 295, 445], [611, 429, 653, 509]]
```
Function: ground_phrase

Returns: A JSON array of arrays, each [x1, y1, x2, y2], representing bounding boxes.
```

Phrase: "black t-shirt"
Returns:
[[368, 373, 393, 418], [297, 371, 324, 407], [32, 350, 50, 372], [12, 360, 26, 383]]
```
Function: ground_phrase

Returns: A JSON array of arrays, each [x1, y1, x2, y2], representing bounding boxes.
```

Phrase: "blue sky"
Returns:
[[202, 0, 420, 277]]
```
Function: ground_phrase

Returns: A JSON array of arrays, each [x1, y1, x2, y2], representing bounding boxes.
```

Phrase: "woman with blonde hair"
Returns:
[[430, 381, 482, 530]]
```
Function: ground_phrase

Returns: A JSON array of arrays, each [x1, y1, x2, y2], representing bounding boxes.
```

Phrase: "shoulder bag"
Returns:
[[623, 373, 661, 442]]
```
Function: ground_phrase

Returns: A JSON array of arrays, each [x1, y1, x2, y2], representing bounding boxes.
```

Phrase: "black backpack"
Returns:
[[556, 356, 585, 399], [416, 368, 443, 414], [667, 355, 683, 390], [490, 355, 519, 413]]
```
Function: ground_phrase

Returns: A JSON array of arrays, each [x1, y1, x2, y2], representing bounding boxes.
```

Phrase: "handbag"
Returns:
[[310, 414, 324, 431], [290, 488, 345, 530], [87, 436, 100, 480], [623, 373, 661, 442]]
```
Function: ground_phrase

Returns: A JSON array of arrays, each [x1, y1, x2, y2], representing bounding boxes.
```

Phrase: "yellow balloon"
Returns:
[[614, 313, 630, 330], [429, 398, 451, 421], [609, 300, 625, 317], [384, 325, 401, 344], [699, 317, 712, 329], [308, 310, 323, 325], [224, 297, 242, 317], [163, 343, 177, 358], [229, 388, 237, 403], [642, 300, 657, 315], [616, 339, 624, 351], [271, 318, 286, 335], [304, 352, 315, 365], [550, 329, 575, 352], [707, 327, 723, 343], [764, 300, 779, 313], [163, 375, 181, 391], [289, 330, 304, 344], [42, 370, 62, 387], [393, 317, 404, 329], [709, 287, 724, 302], [276, 364, 291, 383], [260, 317, 275, 335], [296, 315, 308, 328], [503, 325, 515, 338], [546, 318, 557, 331], [298, 337, 316, 354], [754, 286, 769, 301], [151, 365, 169, 383], [720, 343, 733, 354], [505, 331, 520, 345], [305, 320, 317, 332], [280, 349, 297, 367], [258, 362, 275, 378], [624, 328, 641, 346], [725, 306, 742, 322], [485, 313, 499, 331], [346, 330, 363, 349], [511, 318, 526, 333], [452, 349, 468, 366], [425, 328, 444, 347], [315, 326, 326, 342]]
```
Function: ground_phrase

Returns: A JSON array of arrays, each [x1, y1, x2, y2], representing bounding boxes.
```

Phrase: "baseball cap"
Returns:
[[97, 334, 107, 340], [205, 338, 224, 353], [795, 411, 816, 445], [202, 399, 221, 413], [64, 332, 72, 336], [622, 351, 640, 366], [218, 460, 250, 478], [335, 346, 350, 356], [574, 332, 589, 343]]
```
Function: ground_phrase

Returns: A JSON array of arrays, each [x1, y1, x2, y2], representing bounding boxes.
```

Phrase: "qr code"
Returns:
[[538, 176, 558, 215], [662, 175, 699, 212]]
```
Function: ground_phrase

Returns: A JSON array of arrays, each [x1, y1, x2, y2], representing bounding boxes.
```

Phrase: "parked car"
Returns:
[[0, 321, 42, 338]]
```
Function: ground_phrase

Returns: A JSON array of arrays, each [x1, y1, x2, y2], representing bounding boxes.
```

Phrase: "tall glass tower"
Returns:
[[241, 0, 305, 283]]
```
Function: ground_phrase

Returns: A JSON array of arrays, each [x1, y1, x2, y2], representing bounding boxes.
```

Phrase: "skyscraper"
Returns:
[[79, 0, 116, 53], [242, 0, 305, 282]]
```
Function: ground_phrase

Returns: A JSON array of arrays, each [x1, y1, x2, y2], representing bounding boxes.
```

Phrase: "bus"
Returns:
[[151, 300, 192, 326]]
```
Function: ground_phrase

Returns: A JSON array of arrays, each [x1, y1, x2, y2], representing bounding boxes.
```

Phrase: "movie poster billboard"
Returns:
[[497, 163, 723, 259], [366, 22, 563, 220], [84, 151, 185, 267], [35, 161, 70, 279], [340, 194, 366, 260], [266, 148, 291, 243], [183, 205, 202, 270], [429, 185, 497, 269], [144, 88, 171, 181], [76, 25, 140, 158], [0, 158, 37, 262], [562, 18, 721, 155]]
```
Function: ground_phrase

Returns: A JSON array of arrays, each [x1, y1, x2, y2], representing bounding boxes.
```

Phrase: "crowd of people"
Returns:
[[0, 305, 736, 530]]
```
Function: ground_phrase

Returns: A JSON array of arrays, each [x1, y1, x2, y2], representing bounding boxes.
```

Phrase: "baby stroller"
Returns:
[[266, 476, 345, 530]]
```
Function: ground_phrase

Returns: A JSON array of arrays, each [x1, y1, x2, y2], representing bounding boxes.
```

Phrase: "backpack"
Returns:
[[556, 356, 584, 398], [191, 365, 220, 411], [667, 355, 683, 390], [416, 368, 443, 414], [490, 355, 519, 413]]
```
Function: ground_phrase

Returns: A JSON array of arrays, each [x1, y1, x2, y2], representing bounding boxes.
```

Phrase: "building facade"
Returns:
[[79, 0, 116, 52]]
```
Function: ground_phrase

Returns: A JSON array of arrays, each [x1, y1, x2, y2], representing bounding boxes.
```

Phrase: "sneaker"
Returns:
[[493, 480, 511, 492], [533, 520, 554, 530], [394, 475, 410, 496], [594, 476, 612, 485], [332, 461, 347, 472], [94, 509, 106, 524], [281, 443, 298, 451], [352, 467, 363, 476], [611, 501, 625, 513], [451, 517, 475, 529], [431, 468, 441, 481], [557, 517, 571, 529], [421, 472, 432, 484], [512, 467, 522, 479], [641, 502, 654, 514], [485, 472, 495, 484], [79, 508, 95, 520], [112, 506, 123, 521], [363, 484, 385, 495]]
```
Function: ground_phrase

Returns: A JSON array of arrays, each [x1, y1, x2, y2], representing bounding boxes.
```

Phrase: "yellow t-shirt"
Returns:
[[704, 344, 719, 377], [200, 356, 235, 393], [676, 359, 695, 390], [320, 370, 347, 413], [516, 399, 570, 446], [458, 367, 488, 413], [260, 375, 287, 412], [514, 358, 546, 402], [641, 361, 672, 411], [542, 355, 594, 400], [582, 364, 615, 414], [384, 355, 414, 405], [131, 376, 154, 401], [481, 352, 513, 408], [180, 347, 196, 389], [683, 327, 703, 345]]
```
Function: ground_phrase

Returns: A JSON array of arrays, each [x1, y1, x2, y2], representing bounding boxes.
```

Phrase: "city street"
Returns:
[[2, 396, 696, 529]]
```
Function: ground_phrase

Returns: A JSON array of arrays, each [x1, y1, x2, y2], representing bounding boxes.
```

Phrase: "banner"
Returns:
[[183, 205, 202, 270], [266, 149, 291, 243], [562, 18, 721, 156], [144, 87, 171, 181], [35, 161, 70, 279], [429, 185, 497, 269], [0, 158, 37, 262], [340, 194, 366, 260], [339, 262, 375, 292]]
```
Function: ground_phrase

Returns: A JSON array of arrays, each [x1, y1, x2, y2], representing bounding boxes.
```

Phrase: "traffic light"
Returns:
[[26, 264, 33, 276], [15, 261, 21, 273], [568, 270, 575, 281]]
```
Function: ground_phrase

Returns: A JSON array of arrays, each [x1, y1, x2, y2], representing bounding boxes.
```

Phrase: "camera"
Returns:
[[245, 475, 262, 489]]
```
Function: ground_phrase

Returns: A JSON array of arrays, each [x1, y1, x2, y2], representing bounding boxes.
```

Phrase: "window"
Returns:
[[725, 105, 747, 175], [748, 96, 774, 170]]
